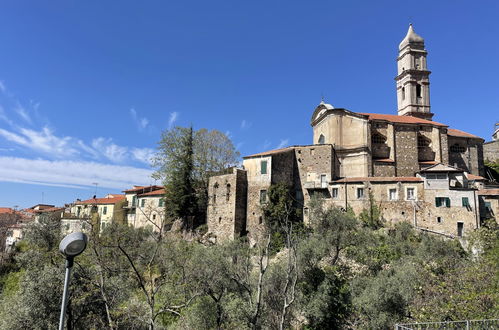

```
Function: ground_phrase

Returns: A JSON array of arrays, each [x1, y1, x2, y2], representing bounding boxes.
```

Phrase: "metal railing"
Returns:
[[395, 319, 499, 329]]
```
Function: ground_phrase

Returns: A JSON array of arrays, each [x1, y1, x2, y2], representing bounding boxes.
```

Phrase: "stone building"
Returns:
[[484, 123, 499, 162], [206, 25, 491, 243]]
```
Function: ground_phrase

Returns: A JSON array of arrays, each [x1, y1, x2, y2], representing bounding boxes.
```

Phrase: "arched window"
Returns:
[[318, 134, 325, 144], [416, 84, 422, 98]]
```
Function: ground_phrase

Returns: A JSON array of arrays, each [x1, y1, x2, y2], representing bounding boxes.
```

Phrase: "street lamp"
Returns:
[[58, 232, 88, 330]]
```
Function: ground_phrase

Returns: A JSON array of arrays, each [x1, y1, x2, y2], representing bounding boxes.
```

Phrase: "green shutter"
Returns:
[[261, 160, 267, 174], [435, 197, 441, 207], [446, 198, 451, 208], [462, 197, 469, 207]]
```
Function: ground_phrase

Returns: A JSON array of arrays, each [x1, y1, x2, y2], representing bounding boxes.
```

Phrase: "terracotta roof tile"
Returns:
[[373, 158, 395, 163], [78, 196, 125, 205], [123, 185, 163, 193], [138, 188, 166, 197], [478, 189, 499, 196], [0, 208, 14, 214], [359, 113, 447, 127], [467, 174, 486, 181], [447, 128, 483, 139], [244, 146, 295, 158], [332, 177, 423, 183], [34, 207, 64, 214]]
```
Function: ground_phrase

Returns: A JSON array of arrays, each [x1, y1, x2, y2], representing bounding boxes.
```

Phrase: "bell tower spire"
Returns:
[[396, 24, 433, 120]]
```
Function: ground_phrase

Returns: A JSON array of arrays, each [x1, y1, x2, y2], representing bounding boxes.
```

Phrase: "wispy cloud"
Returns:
[[168, 112, 178, 128], [0, 157, 153, 190], [15, 104, 32, 124], [0, 81, 5, 94], [276, 139, 289, 149], [91, 137, 128, 163], [240, 120, 252, 130], [130, 108, 149, 131], [236, 142, 244, 151], [131, 147, 156, 165]]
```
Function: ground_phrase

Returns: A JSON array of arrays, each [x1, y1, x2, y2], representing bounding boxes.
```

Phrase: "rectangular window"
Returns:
[[320, 174, 327, 188], [141, 199, 145, 207], [261, 160, 267, 174], [462, 197, 470, 207], [159, 199, 164, 207], [406, 188, 415, 200], [103, 206, 107, 215], [332, 188, 339, 199], [132, 196, 137, 207], [389, 189, 397, 201], [485, 201, 492, 211], [357, 188, 364, 199], [260, 190, 267, 204], [437, 216, 442, 223], [435, 197, 451, 208]]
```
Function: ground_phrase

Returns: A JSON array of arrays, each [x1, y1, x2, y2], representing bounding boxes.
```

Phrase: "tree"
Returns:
[[153, 126, 239, 227], [154, 126, 196, 227]]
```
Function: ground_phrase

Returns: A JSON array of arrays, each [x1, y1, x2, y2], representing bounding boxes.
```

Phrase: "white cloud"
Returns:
[[0, 81, 5, 93], [131, 147, 156, 165], [276, 139, 289, 149], [0, 157, 153, 190], [240, 120, 252, 130], [0, 128, 29, 145], [168, 112, 178, 128], [91, 137, 128, 163], [15, 104, 32, 124], [19, 127, 79, 157], [0, 105, 14, 126], [130, 108, 149, 131]]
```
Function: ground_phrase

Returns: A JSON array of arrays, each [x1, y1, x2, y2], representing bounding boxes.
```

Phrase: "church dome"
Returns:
[[399, 24, 424, 50], [312, 100, 334, 122], [318, 100, 334, 110]]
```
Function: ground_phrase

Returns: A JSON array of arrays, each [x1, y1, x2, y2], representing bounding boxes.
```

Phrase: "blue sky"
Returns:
[[0, 1, 498, 208]]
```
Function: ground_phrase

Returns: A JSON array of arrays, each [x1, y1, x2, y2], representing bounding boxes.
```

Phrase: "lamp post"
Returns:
[[58, 232, 88, 330]]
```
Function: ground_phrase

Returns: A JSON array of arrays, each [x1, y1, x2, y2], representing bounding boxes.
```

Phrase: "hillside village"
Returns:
[[0, 24, 498, 329], [1, 25, 499, 251]]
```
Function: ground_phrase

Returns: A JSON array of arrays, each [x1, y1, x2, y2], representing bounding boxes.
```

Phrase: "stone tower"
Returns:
[[396, 24, 433, 120]]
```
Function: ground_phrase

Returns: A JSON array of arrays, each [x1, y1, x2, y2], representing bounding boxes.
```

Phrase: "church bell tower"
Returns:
[[396, 24, 433, 120]]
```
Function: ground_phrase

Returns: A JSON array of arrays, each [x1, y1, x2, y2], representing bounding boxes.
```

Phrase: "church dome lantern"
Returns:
[[399, 24, 425, 50]]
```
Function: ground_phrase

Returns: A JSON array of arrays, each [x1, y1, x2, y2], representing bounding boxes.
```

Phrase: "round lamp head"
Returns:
[[59, 232, 88, 258]]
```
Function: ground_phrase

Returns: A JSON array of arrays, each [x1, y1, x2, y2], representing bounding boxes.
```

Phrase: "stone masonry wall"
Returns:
[[207, 169, 247, 242], [394, 125, 419, 176], [448, 136, 484, 176], [373, 162, 396, 177], [326, 181, 478, 237], [484, 140, 499, 162]]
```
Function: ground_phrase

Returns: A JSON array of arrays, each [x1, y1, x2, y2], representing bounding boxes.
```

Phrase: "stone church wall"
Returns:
[[448, 136, 484, 176], [394, 125, 419, 176], [483, 140, 499, 162]]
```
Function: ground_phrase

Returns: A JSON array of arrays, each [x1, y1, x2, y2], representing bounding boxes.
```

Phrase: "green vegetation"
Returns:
[[153, 126, 240, 228], [0, 191, 498, 329]]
